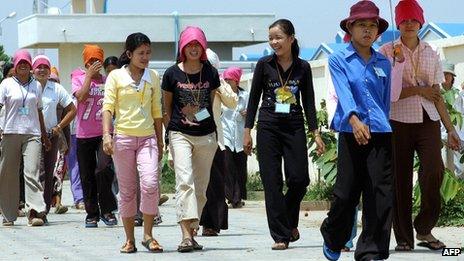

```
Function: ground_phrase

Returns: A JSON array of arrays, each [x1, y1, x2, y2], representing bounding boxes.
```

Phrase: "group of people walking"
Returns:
[[0, 0, 460, 259]]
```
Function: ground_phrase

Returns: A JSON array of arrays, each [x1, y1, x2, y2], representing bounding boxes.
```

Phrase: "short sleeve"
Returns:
[[161, 67, 174, 92], [36, 82, 43, 110], [150, 70, 163, 119], [0, 80, 7, 106], [71, 73, 83, 96], [56, 83, 73, 108], [210, 67, 220, 90]]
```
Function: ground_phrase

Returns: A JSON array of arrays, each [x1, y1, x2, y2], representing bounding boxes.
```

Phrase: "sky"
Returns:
[[1, 0, 464, 61]]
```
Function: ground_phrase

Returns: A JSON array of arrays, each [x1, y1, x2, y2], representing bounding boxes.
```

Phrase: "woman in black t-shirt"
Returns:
[[162, 26, 219, 253], [244, 19, 325, 250]]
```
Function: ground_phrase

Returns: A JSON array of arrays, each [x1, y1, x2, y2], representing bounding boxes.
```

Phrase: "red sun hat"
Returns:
[[340, 0, 389, 35]]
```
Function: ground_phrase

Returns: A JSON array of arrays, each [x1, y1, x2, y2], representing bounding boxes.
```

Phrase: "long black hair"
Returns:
[[269, 19, 300, 59], [118, 32, 151, 66], [1, 62, 14, 83]]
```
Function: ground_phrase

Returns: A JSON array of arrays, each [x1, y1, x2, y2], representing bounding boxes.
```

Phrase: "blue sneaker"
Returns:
[[323, 242, 340, 261]]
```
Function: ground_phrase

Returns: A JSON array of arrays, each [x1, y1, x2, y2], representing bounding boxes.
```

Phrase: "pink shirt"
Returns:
[[379, 40, 444, 123], [71, 68, 106, 138]]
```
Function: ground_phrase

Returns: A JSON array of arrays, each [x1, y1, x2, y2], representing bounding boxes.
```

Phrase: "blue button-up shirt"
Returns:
[[330, 43, 392, 133]]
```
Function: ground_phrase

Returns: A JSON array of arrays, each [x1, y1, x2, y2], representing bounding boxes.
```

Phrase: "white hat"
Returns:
[[443, 61, 456, 77]]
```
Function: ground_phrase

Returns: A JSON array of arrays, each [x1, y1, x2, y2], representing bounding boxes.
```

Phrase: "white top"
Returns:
[[213, 79, 238, 150], [0, 77, 43, 135], [41, 80, 73, 132], [222, 89, 249, 152]]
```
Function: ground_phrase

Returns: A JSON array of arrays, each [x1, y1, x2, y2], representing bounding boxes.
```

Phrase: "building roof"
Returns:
[[18, 13, 274, 48], [419, 22, 464, 40], [238, 21, 464, 62]]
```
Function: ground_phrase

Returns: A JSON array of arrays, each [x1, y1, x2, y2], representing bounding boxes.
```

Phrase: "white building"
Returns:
[[17, 0, 274, 90]]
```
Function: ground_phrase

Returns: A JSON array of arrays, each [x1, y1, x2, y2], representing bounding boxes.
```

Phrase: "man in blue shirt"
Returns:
[[320, 1, 393, 261]]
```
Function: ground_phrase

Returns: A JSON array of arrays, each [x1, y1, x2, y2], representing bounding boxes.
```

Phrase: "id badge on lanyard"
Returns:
[[195, 108, 210, 121], [275, 103, 290, 113], [19, 106, 30, 115]]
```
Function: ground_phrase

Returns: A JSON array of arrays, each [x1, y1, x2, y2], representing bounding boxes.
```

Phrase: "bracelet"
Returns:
[[102, 134, 112, 140]]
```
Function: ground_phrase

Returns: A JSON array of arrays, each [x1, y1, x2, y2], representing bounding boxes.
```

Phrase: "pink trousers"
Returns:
[[112, 134, 159, 218]]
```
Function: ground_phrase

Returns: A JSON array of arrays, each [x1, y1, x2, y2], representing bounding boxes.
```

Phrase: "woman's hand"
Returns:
[[157, 141, 164, 163], [102, 134, 114, 155], [314, 134, 326, 156], [243, 129, 253, 156]]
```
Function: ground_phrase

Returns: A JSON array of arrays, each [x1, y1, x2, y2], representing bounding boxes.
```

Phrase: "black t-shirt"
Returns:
[[162, 62, 220, 136], [245, 54, 318, 130]]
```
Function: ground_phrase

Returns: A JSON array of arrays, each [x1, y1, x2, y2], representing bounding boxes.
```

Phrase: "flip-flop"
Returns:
[[141, 238, 163, 253], [417, 240, 446, 250], [120, 241, 137, 254]]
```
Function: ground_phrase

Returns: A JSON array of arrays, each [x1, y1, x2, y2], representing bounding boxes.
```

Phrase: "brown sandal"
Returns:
[[141, 238, 163, 253], [120, 241, 137, 254]]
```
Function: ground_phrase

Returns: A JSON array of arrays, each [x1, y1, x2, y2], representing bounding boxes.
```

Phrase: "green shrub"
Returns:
[[160, 151, 176, 194], [246, 171, 264, 192], [304, 181, 334, 201], [413, 171, 464, 226]]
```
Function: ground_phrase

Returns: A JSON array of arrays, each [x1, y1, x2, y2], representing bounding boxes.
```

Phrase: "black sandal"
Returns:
[[417, 240, 446, 250], [120, 241, 137, 254], [177, 238, 194, 253], [192, 238, 203, 250]]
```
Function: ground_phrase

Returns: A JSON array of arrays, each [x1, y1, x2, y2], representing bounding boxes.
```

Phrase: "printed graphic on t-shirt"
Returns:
[[81, 87, 104, 121], [176, 81, 211, 126], [273, 79, 300, 104]]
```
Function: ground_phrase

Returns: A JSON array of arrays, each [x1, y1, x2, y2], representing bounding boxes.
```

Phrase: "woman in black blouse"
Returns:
[[244, 19, 325, 250]]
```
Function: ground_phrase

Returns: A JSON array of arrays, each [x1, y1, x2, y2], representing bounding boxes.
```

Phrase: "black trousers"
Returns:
[[256, 120, 309, 243], [320, 133, 393, 261], [200, 147, 228, 231], [224, 146, 248, 205], [77, 136, 117, 220]]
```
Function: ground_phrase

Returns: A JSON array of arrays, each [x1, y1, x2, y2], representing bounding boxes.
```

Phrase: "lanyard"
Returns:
[[407, 45, 421, 84], [275, 60, 294, 89], [137, 82, 146, 105], [185, 66, 202, 106], [13, 76, 33, 107]]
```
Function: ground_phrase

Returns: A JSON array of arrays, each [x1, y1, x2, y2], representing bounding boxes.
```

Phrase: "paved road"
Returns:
[[1, 181, 463, 260]]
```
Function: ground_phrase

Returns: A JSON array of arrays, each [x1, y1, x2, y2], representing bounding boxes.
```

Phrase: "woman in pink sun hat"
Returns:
[[0, 49, 51, 227], [162, 26, 219, 253]]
